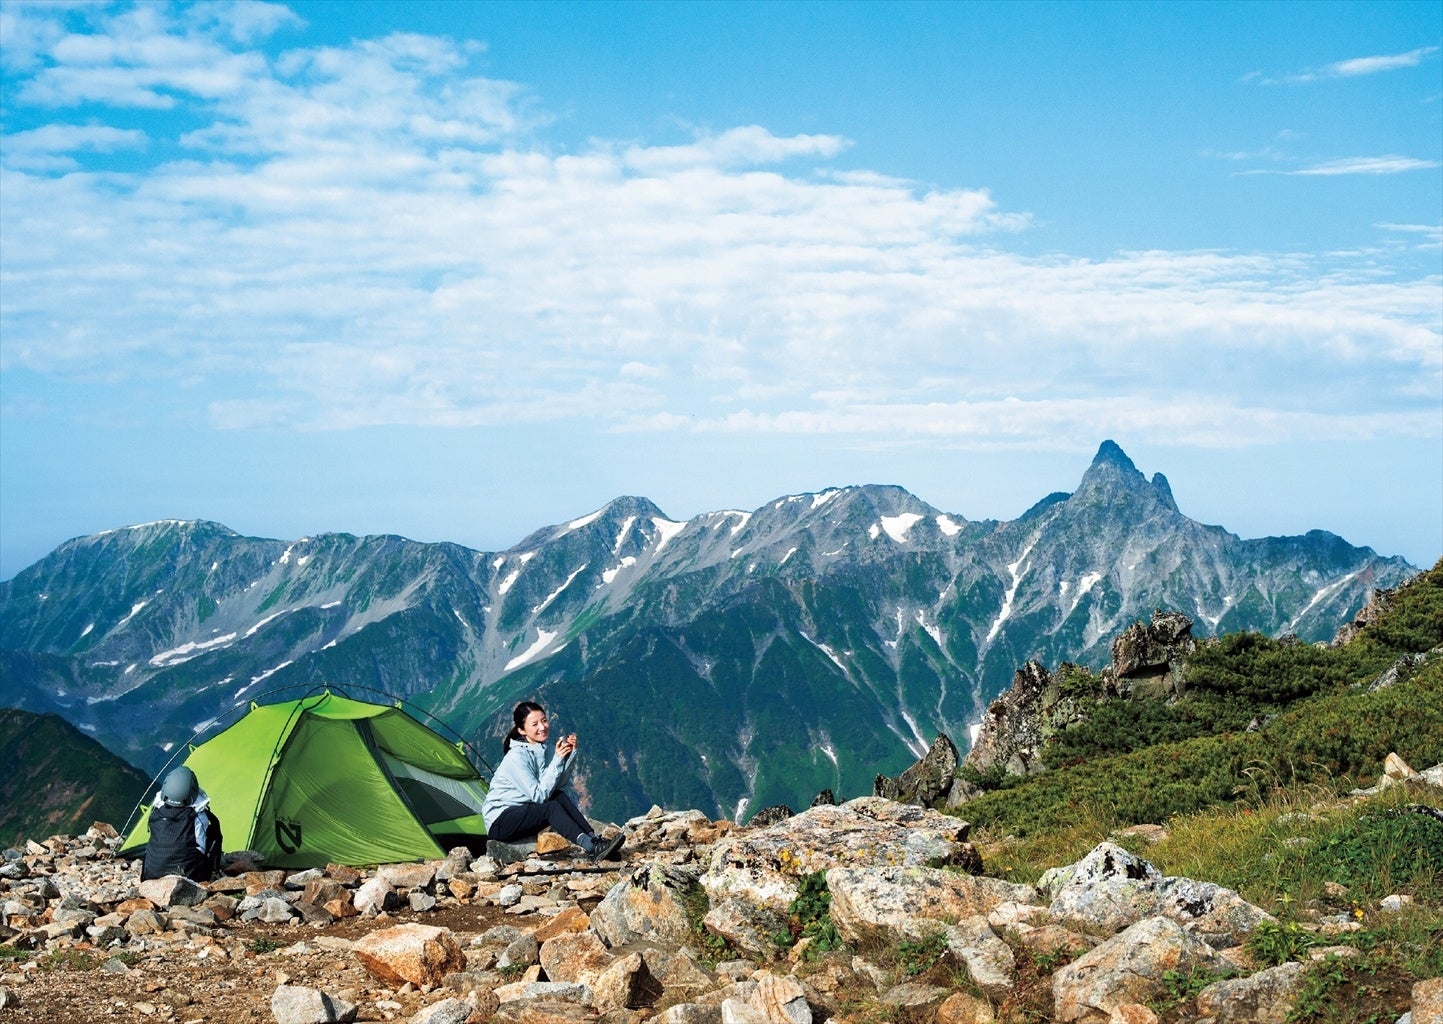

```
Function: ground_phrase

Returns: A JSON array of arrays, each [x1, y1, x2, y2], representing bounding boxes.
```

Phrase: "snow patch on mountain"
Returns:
[[652, 518, 687, 553], [150, 632, 239, 668], [1288, 572, 1356, 631], [811, 489, 842, 510], [613, 517, 636, 553], [881, 513, 924, 543], [534, 565, 587, 615], [986, 538, 1038, 644], [915, 609, 944, 650], [506, 629, 561, 671], [565, 509, 604, 533], [603, 557, 637, 584], [936, 514, 961, 537], [801, 631, 848, 674]]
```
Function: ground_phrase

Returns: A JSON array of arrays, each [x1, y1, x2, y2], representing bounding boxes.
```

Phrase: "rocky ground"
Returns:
[[3, 770, 1442, 1024]]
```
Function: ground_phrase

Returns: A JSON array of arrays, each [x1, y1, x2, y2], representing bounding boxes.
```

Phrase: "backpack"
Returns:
[[141, 803, 223, 881]]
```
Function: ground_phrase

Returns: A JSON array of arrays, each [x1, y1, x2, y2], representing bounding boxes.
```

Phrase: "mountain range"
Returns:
[[0, 441, 1417, 823]]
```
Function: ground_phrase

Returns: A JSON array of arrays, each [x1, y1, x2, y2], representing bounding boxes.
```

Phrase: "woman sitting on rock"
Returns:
[[481, 701, 624, 861]]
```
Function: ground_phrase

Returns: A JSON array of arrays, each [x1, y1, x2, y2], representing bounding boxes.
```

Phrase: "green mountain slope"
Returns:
[[956, 560, 1443, 837], [0, 708, 150, 847]]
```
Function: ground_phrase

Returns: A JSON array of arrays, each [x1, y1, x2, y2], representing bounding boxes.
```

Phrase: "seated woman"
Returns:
[[481, 701, 624, 861]]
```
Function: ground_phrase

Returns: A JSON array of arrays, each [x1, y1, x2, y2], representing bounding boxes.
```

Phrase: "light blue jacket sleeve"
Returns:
[[482, 742, 576, 828]]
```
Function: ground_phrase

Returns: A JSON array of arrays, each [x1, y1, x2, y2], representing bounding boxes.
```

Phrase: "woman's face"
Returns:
[[520, 709, 550, 744]]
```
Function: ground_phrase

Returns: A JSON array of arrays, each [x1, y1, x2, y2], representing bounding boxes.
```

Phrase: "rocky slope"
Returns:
[[0, 442, 1417, 822], [2, 765, 1441, 1024]]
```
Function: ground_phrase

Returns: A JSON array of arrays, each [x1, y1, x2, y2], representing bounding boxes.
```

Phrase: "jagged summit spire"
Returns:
[[1075, 441, 1179, 512], [1077, 440, 1145, 492], [1091, 439, 1137, 473]]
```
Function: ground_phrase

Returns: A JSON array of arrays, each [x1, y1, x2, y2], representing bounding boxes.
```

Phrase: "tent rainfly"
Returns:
[[119, 691, 490, 869]]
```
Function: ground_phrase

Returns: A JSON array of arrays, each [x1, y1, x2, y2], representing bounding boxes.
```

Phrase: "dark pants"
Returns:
[[488, 790, 592, 844]]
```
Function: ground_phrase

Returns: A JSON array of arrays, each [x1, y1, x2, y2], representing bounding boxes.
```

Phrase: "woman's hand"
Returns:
[[556, 733, 578, 757]]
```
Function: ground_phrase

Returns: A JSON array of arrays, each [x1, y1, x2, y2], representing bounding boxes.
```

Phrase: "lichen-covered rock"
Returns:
[[1413, 976, 1443, 1024], [826, 866, 1038, 945], [1195, 961, 1305, 1023], [873, 734, 960, 807], [1044, 842, 1272, 943], [703, 798, 980, 918], [591, 863, 699, 948], [941, 916, 1015, 1000], [1111, 611, 1194, 697], [702, 896, 787, 960], [1051, 916, 1230, 1023]]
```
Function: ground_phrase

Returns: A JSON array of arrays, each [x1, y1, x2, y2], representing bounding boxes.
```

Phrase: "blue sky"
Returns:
[[1, 0, 1440, 579]]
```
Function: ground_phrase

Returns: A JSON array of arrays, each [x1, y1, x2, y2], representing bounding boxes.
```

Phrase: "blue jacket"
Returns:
[[482, 741, 575, 830]]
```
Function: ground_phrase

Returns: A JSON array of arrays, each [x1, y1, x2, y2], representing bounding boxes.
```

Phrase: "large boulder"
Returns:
[[1195, 961, 1306, 1023], [825, 866, 1038, 945], [1042, 843, 1272, 944], [591, 863, 699, 948], [702, 798, 980, 918], [352, 923, 466, 988], [270, 985, 358, 1024], [538, 930, 617, 985], [1051, 916, 1230, 1022]]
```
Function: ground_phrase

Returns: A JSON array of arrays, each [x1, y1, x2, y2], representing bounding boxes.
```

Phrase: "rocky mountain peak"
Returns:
[[1072, 441, 1179, 515]]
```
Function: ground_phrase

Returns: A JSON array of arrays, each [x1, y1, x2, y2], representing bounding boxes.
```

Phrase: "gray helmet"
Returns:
[[160, 767, 198, 806]]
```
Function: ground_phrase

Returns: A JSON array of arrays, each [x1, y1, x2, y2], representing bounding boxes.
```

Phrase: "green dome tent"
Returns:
[[119, 690, 490, 869]]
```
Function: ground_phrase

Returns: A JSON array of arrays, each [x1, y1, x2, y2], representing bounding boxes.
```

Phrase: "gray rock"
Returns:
[[592, 864, 699, 948], [873, 734, 960, 807], [880, 981, 950, 1008], [702, 896, 787, 960], [353, 876, 396, 916], [409, 891, 437, 913], [827, 865, 1037, 945], [498, 933, 541, 970], [256, 896, 298, 923], [410, 996, 475, 1024], [1045, 842, 1272, 943], [269, 983, 359, 1024], [652, 1004, 722, 1024], [1195, 961, 1306, 1023], [137, 875, 207, 908], [941, 917, 1015, 1000], [1051, 916, 1230, 1022]]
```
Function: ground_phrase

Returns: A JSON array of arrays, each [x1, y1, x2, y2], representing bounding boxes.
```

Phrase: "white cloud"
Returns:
[[0, 3, 1438, 455], [1246, 45, 1440, 84], [1327, 46, 1439, 77], [1237, 155, 1442, 177], [1291, 156, 1441, 176]]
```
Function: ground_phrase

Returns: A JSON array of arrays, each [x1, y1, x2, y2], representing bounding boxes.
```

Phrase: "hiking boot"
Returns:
[[588, 832, 625, 862]]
